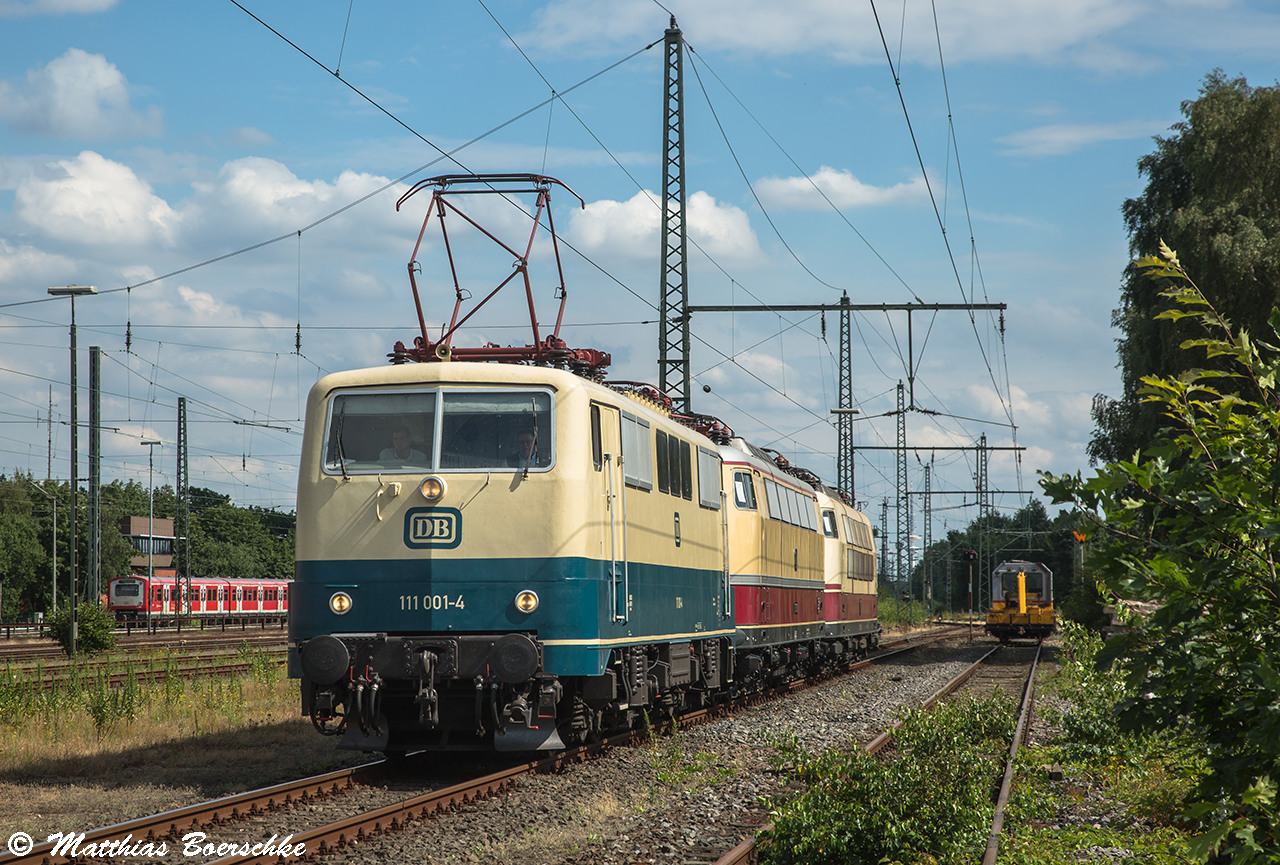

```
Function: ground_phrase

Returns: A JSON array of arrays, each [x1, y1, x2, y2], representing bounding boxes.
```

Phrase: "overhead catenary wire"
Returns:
[[866, 0, 1010, 417], [10, 4, 1020, 521]]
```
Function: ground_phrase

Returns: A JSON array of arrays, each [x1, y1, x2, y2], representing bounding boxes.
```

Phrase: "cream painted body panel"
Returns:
[[718, 442, 824, 588], [296, 362, 723, 575]]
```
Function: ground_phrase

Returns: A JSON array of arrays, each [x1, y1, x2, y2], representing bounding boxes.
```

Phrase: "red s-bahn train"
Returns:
[[108, 574, 289, 623]]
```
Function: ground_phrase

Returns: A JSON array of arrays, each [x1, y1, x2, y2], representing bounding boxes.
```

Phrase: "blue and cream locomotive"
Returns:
[[290, 360, 736, 751], [288, 174, 879, 753]]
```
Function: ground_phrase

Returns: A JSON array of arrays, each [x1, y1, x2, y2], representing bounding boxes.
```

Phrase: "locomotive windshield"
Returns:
[[993, 565, 1046, 601], [324, 388, 552, 473]]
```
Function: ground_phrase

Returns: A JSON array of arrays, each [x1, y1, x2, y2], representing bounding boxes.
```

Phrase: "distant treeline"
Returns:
[[0, 472, 294, 620]]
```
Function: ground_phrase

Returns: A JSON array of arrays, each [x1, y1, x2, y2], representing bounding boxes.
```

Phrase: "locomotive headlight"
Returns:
[[329, 591, 353, 615], [419, 475, 446, 501], [514, 590, 539, 614]]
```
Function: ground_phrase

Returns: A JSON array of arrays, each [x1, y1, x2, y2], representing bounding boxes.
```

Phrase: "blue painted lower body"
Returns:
[[291, 555, 727, 677]]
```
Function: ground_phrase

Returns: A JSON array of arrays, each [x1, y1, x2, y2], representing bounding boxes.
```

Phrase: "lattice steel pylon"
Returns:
[[922, 462, 932, 610], [176, 397, 191, 620], [658, 16, 691, 414], [975, 432, 990, 611], [837, 293, 853, 497], [879, 499, 890, 582], [896, 381, 909, 599]]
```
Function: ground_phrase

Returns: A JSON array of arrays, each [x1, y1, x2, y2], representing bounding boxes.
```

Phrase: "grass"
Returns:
[[758, 694, 1019, 865], [646, 737, 736, 790], [0, 642, 366, 842], [753, 623, 1206, 865], [997, 622, 1201, 864]]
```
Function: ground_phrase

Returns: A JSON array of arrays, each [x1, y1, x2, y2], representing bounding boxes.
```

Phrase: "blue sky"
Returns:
[[2, 0, 1278, 550]]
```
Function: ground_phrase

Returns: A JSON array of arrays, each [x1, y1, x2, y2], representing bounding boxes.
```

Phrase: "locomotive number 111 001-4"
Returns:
[[400, 594, 466, 611]]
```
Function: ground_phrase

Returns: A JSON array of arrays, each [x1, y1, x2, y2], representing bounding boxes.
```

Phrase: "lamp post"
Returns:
[[141, 439, 161, 631], [48, 284, 96, 658]]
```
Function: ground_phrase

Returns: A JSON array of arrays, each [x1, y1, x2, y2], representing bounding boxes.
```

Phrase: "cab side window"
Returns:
[[821, 509, 838, 538]]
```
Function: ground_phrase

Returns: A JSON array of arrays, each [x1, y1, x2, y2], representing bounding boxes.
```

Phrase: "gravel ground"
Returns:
[[312, 642, 997, 865], [6, 636, 1033, 865]]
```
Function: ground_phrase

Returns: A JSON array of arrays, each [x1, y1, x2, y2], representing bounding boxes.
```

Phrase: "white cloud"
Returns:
[[519, 0, 1259, 70], [570, 188, 760, 260], [996, 119, 1172, 156], [0, 238, 73, 285], [519, 0, 1203, 69], [189, 157, 403, 239], [0, 48, 161, 139], [755, 166, 928, 210], [224, 127, 276, 149], [0, 0, 115, 17], [15, 150, 180, 247], [962, 383, 1096, 448]]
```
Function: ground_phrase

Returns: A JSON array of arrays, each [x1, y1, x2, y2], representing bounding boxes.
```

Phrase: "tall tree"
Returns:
[[0, 512, 45, 619], [1090, 70, 1280, 464], [191, 503, 293, 580], [1046, 249, 1280, 860]]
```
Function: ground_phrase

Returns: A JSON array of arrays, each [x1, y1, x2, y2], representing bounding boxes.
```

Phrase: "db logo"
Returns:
[[404, 507, 462, 549]]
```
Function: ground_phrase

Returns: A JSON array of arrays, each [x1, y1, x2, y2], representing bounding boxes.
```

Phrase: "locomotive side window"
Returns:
[[763, 478, 817, 532], [801, 495, 817, 531], [764, 477, 782, 518], [656, 430, 671, 493], [679, 440, 693, 500], [590, 404, 602, 471], [732, 471, 757, 509], [821, 509, 838, 538], [668, 436, 683, 498], [697, 447, 722, 508], [621, 412, 653, 490]]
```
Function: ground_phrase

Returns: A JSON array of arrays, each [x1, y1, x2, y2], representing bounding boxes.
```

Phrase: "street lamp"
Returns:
[[141, 439, 162, 631], [48, 284, 96, 658]]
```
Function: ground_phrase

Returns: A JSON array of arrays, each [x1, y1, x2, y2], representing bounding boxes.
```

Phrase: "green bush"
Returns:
[[761, 694, 1016, 865], [45, 601, 116, 656], [1042, 248, 1280, 861]]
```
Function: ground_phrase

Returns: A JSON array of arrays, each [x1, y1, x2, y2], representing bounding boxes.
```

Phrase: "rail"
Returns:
[[982, 641, 1042, 865], [0, 627, 965, 865], [0, 762, 382, 865], [711, 641, 1037, 865]]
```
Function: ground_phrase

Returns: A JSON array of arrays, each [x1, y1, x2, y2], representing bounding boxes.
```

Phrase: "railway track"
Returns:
[[0, 631, 285, 664], [0, 628, 964, 865], [713, 638, 1044, 865], [11, 652, 288, 689]]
